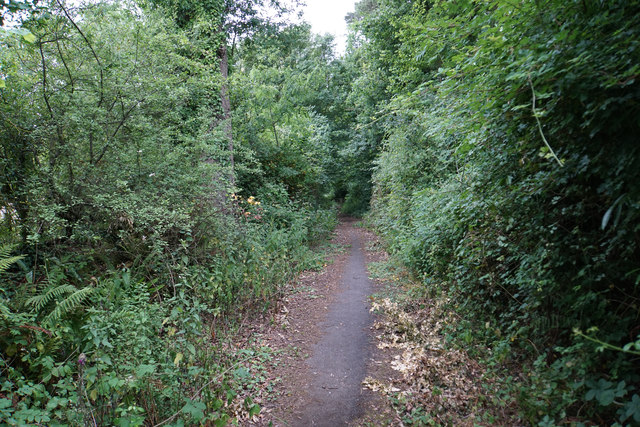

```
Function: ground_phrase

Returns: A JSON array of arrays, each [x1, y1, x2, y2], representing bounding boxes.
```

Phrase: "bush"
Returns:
[[364, 0, 640, 423]]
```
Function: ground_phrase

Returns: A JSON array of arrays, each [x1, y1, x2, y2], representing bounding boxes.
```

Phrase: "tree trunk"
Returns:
[[218, 43, 234, 186]]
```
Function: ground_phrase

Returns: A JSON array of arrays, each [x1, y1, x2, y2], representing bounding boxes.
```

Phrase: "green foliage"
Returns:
[[354, 0, 640, 424], [0, 0, 41, 26], [0, 244, 23, 317], [0, 0, 338, 424], [27, 283, 93, 323], [0, 244, 23, 275], [11, 0, 637, 423], [231, 24, 344, 207]]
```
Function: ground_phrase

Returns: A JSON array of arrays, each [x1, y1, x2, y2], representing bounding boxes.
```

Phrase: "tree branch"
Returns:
[[54, 0, 104, 108], [528, 74, 564, 167], [39, 41, 65, 168]]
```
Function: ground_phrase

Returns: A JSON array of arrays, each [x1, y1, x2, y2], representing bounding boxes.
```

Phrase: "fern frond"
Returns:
[[0, 255, 25, 274], [0, 244, 24, 274], [0, 299, 11, 317], [26, 284, 76, 312], [0, 244, 13, 258], [0, 244, 23, 318], [44, 287, 93, 323]]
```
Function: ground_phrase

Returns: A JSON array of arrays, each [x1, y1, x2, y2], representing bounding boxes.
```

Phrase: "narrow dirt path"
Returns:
[[258, 219, 398, 426], [293, 227, 374, 425], [252, 218, 512, 426]]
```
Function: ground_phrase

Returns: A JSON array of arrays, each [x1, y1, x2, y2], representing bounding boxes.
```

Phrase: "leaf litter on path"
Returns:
[[360, 228, 520, 426]]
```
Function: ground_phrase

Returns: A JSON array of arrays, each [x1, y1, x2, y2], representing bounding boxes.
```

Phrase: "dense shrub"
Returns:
[[1, 1, 338, 424], [360, 0, 640, 423]]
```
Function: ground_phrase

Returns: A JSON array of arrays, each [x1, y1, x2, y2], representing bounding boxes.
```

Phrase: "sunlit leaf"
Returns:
[[173, 352, 183, 366], [22, 31, 36, 43]]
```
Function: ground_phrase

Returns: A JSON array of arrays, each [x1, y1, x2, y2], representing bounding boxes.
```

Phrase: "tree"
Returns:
[[148, 0, 297, 188], [0, 0, 40, 26], [231, 23, 340, 205]]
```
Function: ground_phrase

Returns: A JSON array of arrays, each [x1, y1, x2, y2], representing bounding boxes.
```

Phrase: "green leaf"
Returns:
[[23, 32, 36, 43], [212, 398, 223, 410], [598, 389, 615, 406], [249, 404, 261, 417], [601, 205, 614, 230], [234, 367, 250, 379], [623, 394, 640, 422], [173, 352, 183, 367], [181, 399, 206, 421], [186, 342, 196, 355], [135, 364, 156, 377], [602, 195, 625, 230]]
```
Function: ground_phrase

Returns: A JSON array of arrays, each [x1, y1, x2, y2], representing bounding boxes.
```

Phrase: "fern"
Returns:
[[26, 283, 94, 323], [26, 283, 94, 322], [0, 243, 24, 275], [44, 286, 93, 323], [0, 244, 24, 318], [26, 284, 77, 312], [0, 300, 10, 317]]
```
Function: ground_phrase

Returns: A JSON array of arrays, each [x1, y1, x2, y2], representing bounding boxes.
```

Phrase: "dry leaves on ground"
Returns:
[[365, 288, 520, 425]]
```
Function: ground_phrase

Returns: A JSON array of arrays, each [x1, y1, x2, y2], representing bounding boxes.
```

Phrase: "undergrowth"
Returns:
[[365, 255, 521, 426], [366, 231, 640, 426], [363, 0, 640, 424], [0, 205, 337, 425]]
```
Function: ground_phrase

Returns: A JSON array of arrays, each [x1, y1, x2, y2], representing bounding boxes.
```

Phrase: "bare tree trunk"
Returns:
[[218, 43, 234, 186], [201, 41, 234, 213]]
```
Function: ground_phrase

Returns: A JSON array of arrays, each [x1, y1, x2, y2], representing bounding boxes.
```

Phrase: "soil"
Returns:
[[256, 219, 402, 426]]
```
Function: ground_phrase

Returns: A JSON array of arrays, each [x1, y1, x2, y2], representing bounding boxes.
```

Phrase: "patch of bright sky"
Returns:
[[301, 0, 357, 56]]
